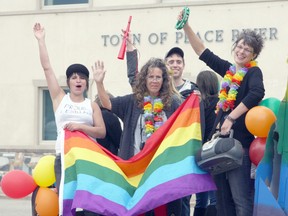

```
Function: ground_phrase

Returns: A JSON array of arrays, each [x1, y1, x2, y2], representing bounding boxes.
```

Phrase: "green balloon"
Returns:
[[259, 97, 281, 117]]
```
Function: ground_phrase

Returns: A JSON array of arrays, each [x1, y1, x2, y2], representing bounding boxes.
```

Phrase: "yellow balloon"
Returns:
[[32, 155, 56, 187]]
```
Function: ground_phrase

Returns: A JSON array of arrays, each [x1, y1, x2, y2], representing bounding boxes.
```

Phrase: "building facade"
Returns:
[[0, 0, 287, 150]]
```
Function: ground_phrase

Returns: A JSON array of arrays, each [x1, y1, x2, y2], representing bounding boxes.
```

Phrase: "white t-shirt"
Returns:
[[54, 93, 93, 154]]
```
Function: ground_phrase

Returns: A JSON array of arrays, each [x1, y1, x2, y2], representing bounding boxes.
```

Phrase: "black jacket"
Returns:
[[200, 48, 265, 148]]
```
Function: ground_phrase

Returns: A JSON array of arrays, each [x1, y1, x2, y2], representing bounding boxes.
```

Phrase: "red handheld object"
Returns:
[[117, 16, 132, 60]]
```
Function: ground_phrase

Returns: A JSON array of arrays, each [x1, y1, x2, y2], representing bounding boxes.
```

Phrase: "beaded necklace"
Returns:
[[216, 61, 257, 112], [143, 95, 164, 138]]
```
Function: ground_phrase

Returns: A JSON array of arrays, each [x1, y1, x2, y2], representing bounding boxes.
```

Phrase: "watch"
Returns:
[[225, 115, 236, 124]]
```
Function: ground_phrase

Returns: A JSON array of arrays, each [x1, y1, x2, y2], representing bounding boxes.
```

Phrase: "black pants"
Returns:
[[75, 210, 101, 216], [145, 199, 182, 216], [31, 187, 40, 216], [55, 155, 62, 194]]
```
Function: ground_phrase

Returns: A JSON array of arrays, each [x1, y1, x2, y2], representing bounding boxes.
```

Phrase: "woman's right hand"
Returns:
[[33, 23, 45, 41], [92, 60, 106, 84], [123, 30, 134, 52], [177, 8, 190, 29]]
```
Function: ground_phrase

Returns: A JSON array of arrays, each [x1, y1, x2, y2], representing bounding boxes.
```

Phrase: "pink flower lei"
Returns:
[[216, 61, 257, 113]]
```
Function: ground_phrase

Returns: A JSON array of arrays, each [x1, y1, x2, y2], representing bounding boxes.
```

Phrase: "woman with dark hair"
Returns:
[[194, 70, 219, 216], [178, 9, 265, 216], [93, 58, 183, 215], [94, 92, 122, 155], [196, 71, 219, 143], [33, 23, 106, 216]]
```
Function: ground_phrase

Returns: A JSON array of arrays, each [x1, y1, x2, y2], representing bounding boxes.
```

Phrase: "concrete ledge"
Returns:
[[0, 146, 54, 154]]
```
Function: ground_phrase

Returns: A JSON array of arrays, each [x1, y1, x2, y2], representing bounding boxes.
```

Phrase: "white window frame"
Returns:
[[41, 0, 91, 10], [33, 78, 68, 146]]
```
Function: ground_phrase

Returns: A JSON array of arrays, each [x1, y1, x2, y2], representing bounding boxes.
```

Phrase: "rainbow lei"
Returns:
[[143, 96, 164, 138], [216, 61, 257, 112]]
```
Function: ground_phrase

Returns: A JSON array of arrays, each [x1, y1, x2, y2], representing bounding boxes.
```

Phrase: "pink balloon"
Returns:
[[1, 170, 37, 199]]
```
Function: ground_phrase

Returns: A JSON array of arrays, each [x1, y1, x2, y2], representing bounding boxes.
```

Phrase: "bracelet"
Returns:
[[225, 115, 236, 124]]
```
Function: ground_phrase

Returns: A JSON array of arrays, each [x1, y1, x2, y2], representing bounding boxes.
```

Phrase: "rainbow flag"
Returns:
[[63, 94, 216, 216]]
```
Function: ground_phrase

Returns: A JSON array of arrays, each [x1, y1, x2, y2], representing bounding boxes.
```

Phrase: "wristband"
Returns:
[[225, 115, 236, 124], [175, 7, 190, 30]]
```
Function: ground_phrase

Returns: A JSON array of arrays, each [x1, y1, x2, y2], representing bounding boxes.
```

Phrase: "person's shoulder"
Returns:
[[179, 79, 199, 98], [183, 79, 198, 89], [171, 94, 183, 105], [247, 66, 263, 77], [112, 94, 134, 100], [101, 108, 121, 120], [248, 66, 262, 72]]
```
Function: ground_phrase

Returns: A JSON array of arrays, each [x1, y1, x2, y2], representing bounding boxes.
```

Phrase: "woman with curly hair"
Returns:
[[93, 58, 183, 215]]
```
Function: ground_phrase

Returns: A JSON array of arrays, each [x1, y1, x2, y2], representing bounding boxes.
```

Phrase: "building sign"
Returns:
[[101, 27, 278, 46]]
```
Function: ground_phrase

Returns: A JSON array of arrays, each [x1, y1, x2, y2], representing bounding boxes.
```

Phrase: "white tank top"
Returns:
[[54, 93, 93, 154]]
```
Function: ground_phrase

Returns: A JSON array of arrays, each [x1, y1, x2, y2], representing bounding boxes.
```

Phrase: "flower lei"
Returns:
[[216, 61, 257, 112], [143, 95, 164, 138]]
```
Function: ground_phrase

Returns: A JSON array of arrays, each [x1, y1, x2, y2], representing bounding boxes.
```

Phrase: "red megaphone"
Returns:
[[118, 16, 132, 60]]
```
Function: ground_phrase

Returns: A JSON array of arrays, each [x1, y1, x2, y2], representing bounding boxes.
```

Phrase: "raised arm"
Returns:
[[125, 31, 138, 87], [92, 60, 112, 110], [179, 12, 206, 56], [33, 23, 64, 110]]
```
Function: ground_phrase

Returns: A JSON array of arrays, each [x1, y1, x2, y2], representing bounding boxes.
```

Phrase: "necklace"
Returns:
[[216, 61, 257, 112], [143, 95, 164, 138]]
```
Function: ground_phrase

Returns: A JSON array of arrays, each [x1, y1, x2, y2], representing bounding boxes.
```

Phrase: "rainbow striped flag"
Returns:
[[63, 94, 216, 216]]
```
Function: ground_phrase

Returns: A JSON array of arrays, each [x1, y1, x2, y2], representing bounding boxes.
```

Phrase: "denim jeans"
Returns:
[[195, 190, 217, 208], [181, 196, 191, 216], [213, 148, 253, 216]]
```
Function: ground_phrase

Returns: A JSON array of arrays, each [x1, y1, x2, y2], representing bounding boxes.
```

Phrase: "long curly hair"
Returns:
[[133, 58, 175, 109]]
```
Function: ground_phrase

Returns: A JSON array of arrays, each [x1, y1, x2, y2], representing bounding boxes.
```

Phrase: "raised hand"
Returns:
[[92, 60, 106, 84], [175, 7, 190, 30], [122, 29, 135, 52], [33, 23, 45, 40]]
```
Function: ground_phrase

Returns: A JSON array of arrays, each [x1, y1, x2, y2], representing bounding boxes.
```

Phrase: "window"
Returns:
[[42, 89, 69, 141], [42, 89, 57, 140], [44, 0, 88, 6]]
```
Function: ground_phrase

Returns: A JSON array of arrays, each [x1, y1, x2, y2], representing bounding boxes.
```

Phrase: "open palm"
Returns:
[[33, 23, 45, 40]]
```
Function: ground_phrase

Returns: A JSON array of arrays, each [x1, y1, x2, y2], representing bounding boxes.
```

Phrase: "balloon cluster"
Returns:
[[245, 97, 280, 166], [0, 155, 59, 215]]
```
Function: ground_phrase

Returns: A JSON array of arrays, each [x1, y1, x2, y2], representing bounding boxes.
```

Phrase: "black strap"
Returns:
[[199, 100, 206, 142], [273, 131, 279, 142], [207, 109, 224, 141]]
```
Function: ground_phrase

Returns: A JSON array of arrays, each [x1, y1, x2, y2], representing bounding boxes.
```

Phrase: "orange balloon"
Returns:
[[245, 106, 276, 137], [35, 187, 59, 216]]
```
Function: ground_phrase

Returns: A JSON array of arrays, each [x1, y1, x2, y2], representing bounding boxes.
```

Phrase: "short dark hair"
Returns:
[[232, 29, 264, 60]]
